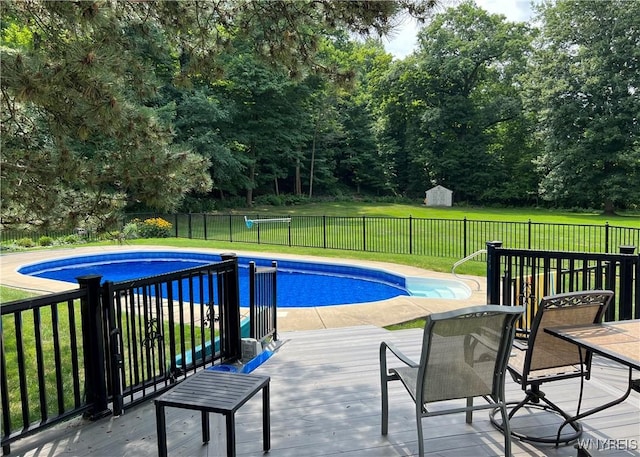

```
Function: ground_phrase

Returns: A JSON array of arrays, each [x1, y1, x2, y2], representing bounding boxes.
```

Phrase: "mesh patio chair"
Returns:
[[490, 290, 613, 445], [380, 305, 524, 457]]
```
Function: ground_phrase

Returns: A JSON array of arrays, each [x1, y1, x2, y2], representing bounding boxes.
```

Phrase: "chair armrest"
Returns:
[[380, 341, 418, 370]]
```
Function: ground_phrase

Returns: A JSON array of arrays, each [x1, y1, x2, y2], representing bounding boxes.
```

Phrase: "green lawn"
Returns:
[[227, 202, 640, 227], [0, 286, 37, 302]]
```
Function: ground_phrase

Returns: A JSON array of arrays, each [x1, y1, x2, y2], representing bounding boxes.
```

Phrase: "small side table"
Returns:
[[155, 370, 270, 457]]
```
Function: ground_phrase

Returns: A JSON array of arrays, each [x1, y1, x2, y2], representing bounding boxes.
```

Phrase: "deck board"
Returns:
[[12, 325, 640, 457]]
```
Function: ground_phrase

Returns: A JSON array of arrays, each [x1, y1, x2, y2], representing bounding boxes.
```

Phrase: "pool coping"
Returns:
[[0, 245, 487, 331]]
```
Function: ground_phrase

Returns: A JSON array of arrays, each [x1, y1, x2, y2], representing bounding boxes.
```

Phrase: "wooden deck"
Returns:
[[12, 326, 640, 457]]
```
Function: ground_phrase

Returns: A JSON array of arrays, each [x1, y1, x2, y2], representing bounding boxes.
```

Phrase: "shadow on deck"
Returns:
[[11, 325, 640, 457]]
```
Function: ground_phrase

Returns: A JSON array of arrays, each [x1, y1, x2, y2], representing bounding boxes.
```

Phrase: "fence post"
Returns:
[[203, 213, 207, 240], [409, 215, 413, 255], [249, 261, 256, 339], [362, 216, 366, 251], [220, 253, 242, 362], [271, 260, 278, 341], [188, 213, 192, 239], [605, 222, 610, 253], [256, 215, 261, 244], [323, 215, 327, 249], [618, 245, 636, 320], [229, 214, 233, 242], [463, 217, 467, 258], [77, 275, 111, 421], [486, 241, 503, 305], [528, 219, 532, 250], [174, 214, 179, 237]]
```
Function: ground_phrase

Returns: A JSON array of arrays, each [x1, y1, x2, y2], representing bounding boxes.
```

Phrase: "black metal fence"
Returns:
[[486, 242, 640, 334], [1, 254, 278, 455], [248, 261, 278, 343], [126, 213, 640, 258], [4, 213, 638, 259]]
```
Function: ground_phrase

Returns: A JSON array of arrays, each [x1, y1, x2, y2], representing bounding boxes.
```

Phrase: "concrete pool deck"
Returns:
[[0, 245, 487, 331]]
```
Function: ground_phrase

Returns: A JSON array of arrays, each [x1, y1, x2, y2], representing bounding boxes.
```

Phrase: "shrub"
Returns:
[[138, 217, 172, 238], [254, 194, 283, 206], [122, 222, 139, 239], [38, 236, 54, 246], [16, 237, 35, 248], [61, 235, 80, 244]]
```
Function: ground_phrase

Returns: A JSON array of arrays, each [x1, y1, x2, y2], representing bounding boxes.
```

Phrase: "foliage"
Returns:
[[528, 0, 640, 213], [38, 236, 53, 246], [61, 235, 81, 244], [122, 221, 140, 240], [1, 0, 637, 228], [15, 237, 35, 248], [1, 1, 213, 230], [374, 2, 536, 201], [1, 0, 434, 228], [137, 217, 172, 238]]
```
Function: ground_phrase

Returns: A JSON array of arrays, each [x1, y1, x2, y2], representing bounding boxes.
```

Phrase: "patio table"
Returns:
[[545, 319, 639, 447], [155, 370, 270, 457]]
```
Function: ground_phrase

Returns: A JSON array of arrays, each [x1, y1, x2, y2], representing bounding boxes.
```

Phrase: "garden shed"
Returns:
[[424, 185, 453, 207]]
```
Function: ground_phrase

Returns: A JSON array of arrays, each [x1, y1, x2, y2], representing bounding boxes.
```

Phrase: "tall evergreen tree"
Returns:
[[1, 0, 437, 227]]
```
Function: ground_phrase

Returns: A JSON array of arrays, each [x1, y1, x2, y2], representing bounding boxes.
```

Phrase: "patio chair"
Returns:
[[380, 305, 524, 457], [490, 290, 613, 445]]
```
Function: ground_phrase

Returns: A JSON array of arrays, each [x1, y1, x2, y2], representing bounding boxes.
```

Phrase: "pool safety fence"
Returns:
[[3, 214, 638, 259], [0, 254, 277, 455], [121, 213, 639, 259]]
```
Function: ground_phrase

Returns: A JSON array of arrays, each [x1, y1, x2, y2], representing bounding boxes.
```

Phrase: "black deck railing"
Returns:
[[1, 287, 94, 456], [486, 242, 639, 334], [1, 256, 258, 455], [248, 261, 278, 343], [101, 256, 242, 416]]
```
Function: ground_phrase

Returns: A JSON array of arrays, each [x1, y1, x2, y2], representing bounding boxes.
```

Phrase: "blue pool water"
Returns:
[[19, 251, 470, 307]]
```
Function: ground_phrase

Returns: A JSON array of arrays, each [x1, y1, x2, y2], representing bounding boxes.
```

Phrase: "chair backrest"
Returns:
[[417, 305, 524, 403], [525, 290, 613, 373]]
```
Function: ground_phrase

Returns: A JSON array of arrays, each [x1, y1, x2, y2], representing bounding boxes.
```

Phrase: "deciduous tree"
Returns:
[[529, 0, 640, 213]]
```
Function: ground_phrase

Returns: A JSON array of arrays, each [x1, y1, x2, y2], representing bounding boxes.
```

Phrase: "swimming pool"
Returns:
[[18, 251, 471, 307]]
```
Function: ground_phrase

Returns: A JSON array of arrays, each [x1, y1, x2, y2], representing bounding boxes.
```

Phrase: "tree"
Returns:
[[372, 2, 534, 201], [529, 0, 640, 213], [410, 1, 534, 202], [215, 51, 312, 205], [1, 2, 212, 230], [1, 0, 438, 228], [332, 39, 395, 195]]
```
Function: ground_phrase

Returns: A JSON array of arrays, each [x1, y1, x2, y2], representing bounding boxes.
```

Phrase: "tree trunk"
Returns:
[[309, 122, 318, 198], [295, 159, 302, 195], [603, 199, 616, 215], [274, 177, 279, 196], [246, 161, 255, 207]]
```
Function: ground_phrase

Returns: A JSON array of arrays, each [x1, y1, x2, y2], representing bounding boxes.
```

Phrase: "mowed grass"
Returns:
[[0, 286, 37, 302], [229, 202, 640, 227]]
